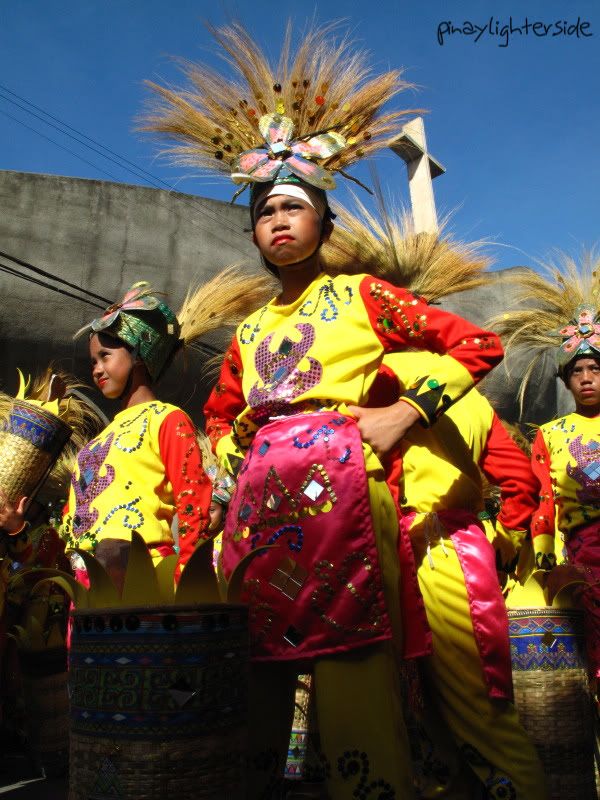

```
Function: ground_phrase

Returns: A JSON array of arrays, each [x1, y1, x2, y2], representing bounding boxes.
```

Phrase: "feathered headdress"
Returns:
[[321, 195, 492, 301], [76, 266, 275, 380], [487, 252, 600, 403], [140, 21, 416, 200]]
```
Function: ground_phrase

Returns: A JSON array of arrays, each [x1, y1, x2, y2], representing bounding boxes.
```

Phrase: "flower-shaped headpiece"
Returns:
[[88, 282, 162, 333], [74, 268, 276, 382], [487, 253, 600, 412], [557, 304, 600, 367], [75, 282, 181, 381], [231, 113, 346, 191]]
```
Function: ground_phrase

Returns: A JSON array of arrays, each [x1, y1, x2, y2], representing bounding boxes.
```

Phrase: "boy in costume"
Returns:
[[143, 22, 505, 798], [324, 203, 547, 798], [493, 256, 600, 682]]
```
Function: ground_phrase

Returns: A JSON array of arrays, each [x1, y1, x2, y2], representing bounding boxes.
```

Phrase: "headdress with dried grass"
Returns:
[[75, 266, 275, 380], [321, 194, 492, 301], [140, 21, 417, 201], [487, 251, 600, 405], [0, 368, 105, 507]]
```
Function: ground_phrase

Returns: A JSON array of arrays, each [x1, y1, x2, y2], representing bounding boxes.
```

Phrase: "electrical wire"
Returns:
[[0, 85, 254, 255], [0, 260, 105, 309], [0, 249, 112, 304]]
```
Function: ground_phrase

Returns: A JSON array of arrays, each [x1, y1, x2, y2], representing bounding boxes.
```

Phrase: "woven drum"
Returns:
[[19, 646, 69, 777], [69, 603, 249, 800], [508, 607, 596, 800], [0, 399, 71, 508]]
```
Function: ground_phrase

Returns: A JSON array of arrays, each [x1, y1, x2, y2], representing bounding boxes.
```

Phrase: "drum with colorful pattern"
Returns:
[[69, 603, 249, 799], [508, 607, 595, 800]]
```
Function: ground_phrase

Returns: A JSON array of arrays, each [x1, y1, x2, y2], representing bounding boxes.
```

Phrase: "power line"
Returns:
[[0, 107, 127, 185], [0, 259, 105, 309], [0, 249, 112, 304], [0, 84, 254, 255]]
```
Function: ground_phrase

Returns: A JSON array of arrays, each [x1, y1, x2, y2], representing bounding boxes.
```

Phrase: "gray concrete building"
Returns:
[[0, 169, 570, 427]]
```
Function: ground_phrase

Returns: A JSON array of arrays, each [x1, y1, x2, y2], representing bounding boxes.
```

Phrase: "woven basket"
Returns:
[[0, 399, 71, 508], [19, 646, 69, 777], [68, 603, 249, 800], [508, 607, 596, 800]]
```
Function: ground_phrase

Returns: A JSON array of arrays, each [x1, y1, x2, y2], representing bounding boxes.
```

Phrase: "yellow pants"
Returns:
[[248, 644, 415, 799], [412, 523, 548, 799], [246, 448, 415, 799]]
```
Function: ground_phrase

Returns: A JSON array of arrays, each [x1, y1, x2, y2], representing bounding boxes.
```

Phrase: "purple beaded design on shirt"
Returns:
[[71, 433, 116, 537], [248, 323, 323, 415], [567, 434, 600, 504]]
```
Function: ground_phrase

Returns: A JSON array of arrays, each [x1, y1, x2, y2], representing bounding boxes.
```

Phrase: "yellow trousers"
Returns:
[[248, 644, 415, 799], [412, 524, 548, 799], [246, 448, 415, 799]]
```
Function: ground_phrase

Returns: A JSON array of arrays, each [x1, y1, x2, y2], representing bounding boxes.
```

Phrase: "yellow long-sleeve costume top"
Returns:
[[531, 412, 600, 566], [373, 352, 539, 559], [62, 401, 211, 567], [205, 273, 503, 464]]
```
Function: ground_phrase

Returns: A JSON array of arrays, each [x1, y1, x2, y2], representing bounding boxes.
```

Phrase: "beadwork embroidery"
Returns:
[[248, 323, 323, 410], [240, 305, 269, 345], [311, 552, 384, 635], [298, 278, 353, 322], [71, 434, 116, 541], [566, 434, 600, 504], [336, 749, 396, 799], [369, 282, 426, 339]]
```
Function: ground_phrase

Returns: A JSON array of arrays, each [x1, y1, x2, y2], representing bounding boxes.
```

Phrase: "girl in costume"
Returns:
[[1, 269, 270, 586], [324, 203, 548, 798], [492, 255, 600, 683], [143, 22, 505, 799]]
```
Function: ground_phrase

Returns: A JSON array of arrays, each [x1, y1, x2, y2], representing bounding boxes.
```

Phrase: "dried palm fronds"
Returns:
[[487, 251, 600, 406], [140, 21, 418, 188], [178, 265, 275, 347], [322, 194, 492, 300]]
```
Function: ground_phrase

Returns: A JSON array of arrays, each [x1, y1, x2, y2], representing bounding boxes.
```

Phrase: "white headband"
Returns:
[[252, 183, 328, 221]]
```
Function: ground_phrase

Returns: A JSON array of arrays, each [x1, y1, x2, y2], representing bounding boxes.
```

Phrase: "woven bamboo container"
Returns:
[[68, 603, 249, 800], [19, 646, 69, 777], [0, 399, 71, 508], [508, 607, 596, 800]]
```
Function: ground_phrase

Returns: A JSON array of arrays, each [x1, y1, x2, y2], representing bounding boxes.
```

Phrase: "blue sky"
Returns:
[[0, 0, 598, 270]]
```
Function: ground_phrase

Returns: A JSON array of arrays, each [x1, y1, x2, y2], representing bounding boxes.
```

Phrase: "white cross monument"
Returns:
[[390, 117, 445, 235]]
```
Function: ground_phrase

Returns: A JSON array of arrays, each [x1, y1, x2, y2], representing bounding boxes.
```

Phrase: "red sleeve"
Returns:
[[203, 335, 245, 450], [158, 410, 212, 573], [530, 429, 556, 539], [360, 277, 503, 422], [479, 414, 539, 531]]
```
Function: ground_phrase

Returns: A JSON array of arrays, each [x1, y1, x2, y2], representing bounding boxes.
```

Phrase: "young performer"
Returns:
[[1, 270, 268, 585], [498, 255, 600, 682], [0, 369, 102, 757], [373, 352, 547, 798], [324, 202, 547, 798], [143, 22, 504, 798], [493, 256, 600, 683]]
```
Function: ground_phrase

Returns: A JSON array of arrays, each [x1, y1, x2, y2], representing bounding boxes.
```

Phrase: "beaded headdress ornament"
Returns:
[[141, 22, 416, 202]]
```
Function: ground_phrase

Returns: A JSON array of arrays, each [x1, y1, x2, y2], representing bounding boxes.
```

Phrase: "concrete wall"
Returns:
[[0, 169, 260, 424], [0, 169, 570, 427]]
